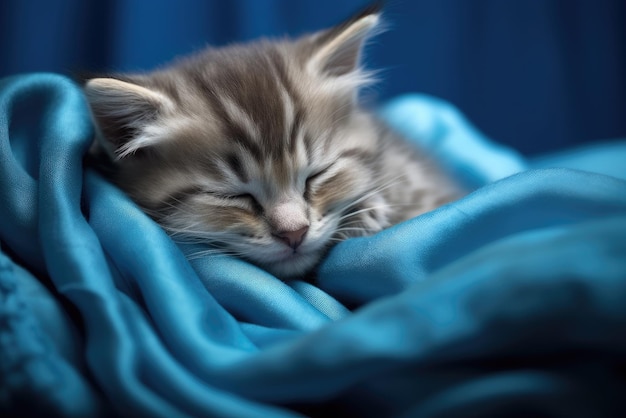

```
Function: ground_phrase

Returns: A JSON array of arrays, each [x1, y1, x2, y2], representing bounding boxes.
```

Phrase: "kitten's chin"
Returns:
[[258, 252, 321, 280]]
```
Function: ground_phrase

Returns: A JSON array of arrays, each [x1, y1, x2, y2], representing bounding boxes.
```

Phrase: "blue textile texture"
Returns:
[[1, 73, 626, 417]]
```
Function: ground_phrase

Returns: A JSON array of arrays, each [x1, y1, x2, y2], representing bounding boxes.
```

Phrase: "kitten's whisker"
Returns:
[[187, 249, 224, 258], [164, 223, 212, 238], [337, 174, 406, 214], [326, 238, 349, 243], [335, 220, 368, 227], [332, 227, 371, 234], [337, 204, 392, 222], [150, 193, 209, 218], [339, 201, 420, 219], [337, 179, 420, 218], [337, 203, 419, 225], [184, 244, 249, 259], [187, 250, 241, 260]]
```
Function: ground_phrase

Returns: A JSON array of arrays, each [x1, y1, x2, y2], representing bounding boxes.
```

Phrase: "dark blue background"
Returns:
[[1, 0, 624, 155]]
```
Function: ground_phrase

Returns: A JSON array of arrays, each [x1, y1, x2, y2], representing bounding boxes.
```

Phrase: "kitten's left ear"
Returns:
[[84, 77, 173, 158], [308, 4, 382, 79]]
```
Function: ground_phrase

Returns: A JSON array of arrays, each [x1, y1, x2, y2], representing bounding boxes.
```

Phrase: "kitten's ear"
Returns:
[[84, 77, 172, 158], [308, 5, 382, 79]]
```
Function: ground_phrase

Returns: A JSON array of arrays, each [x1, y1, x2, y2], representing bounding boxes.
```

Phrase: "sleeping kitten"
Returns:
[[84, 6, 460, 279]]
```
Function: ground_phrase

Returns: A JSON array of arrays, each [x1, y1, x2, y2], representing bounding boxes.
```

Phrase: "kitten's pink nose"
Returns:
[[274, 226, 309, 249]]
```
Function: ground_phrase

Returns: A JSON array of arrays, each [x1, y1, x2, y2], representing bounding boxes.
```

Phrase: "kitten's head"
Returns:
[[85, 6, 389, 279]]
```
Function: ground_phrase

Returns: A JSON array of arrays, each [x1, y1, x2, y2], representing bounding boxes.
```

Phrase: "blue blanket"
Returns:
[[1, 73, 625, 417]]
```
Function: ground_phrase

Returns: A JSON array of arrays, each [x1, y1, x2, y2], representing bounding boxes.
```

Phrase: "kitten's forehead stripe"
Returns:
[[225, 153, 248, 183], [216, 47, 303, 160], [267, 49, 294, 96], [303, 133, 314, 165], [220, 96, 262, 143], [267, 47, 303, 113], [187, 69, 264, 160], [218, 52, 286, 158], [280, 89, 294, 151], [288, 109, 303, 154], [174, 45, 311, 165], [270, 51, 304, 156]]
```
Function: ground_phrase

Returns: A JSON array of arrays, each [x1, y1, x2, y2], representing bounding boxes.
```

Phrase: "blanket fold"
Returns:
[[1, 73, 625, 417]]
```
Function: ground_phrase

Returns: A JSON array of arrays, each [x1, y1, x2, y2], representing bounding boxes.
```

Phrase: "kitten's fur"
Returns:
[[84, 6, 460, 279]]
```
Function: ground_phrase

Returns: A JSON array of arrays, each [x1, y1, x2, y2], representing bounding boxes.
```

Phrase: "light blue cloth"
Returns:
[[1, 73, 626, 417]]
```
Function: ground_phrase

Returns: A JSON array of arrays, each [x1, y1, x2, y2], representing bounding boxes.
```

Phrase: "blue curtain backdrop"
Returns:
[[1, 0, 624, 155]]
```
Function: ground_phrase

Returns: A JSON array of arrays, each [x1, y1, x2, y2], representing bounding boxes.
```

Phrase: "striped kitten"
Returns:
[[84, 7, 460, 279]]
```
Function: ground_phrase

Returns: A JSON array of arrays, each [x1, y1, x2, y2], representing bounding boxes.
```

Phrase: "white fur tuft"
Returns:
[[85, 78, 175, 158]]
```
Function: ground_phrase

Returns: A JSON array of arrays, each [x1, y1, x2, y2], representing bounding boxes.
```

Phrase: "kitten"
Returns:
[[84, 6, 460, 279]]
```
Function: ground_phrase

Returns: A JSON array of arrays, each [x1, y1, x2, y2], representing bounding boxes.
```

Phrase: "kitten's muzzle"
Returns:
[[273, 226, 309, 250]]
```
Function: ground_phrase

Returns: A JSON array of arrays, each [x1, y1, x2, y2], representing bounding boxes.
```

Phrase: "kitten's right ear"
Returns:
[[84, 77, 173, 158], [307, 4, 382, 81]]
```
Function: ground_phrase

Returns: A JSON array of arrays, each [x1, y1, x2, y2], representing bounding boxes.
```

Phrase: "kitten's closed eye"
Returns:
[[220, 193, 255, 201], [233, 193, 263, 213], [203, 191, 262, 211], [306, 164, 333, 188], [307, 165, 333, 183]]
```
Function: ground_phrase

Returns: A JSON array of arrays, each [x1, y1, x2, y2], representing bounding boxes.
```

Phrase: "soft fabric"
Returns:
[[1, 73, 625, 417]]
